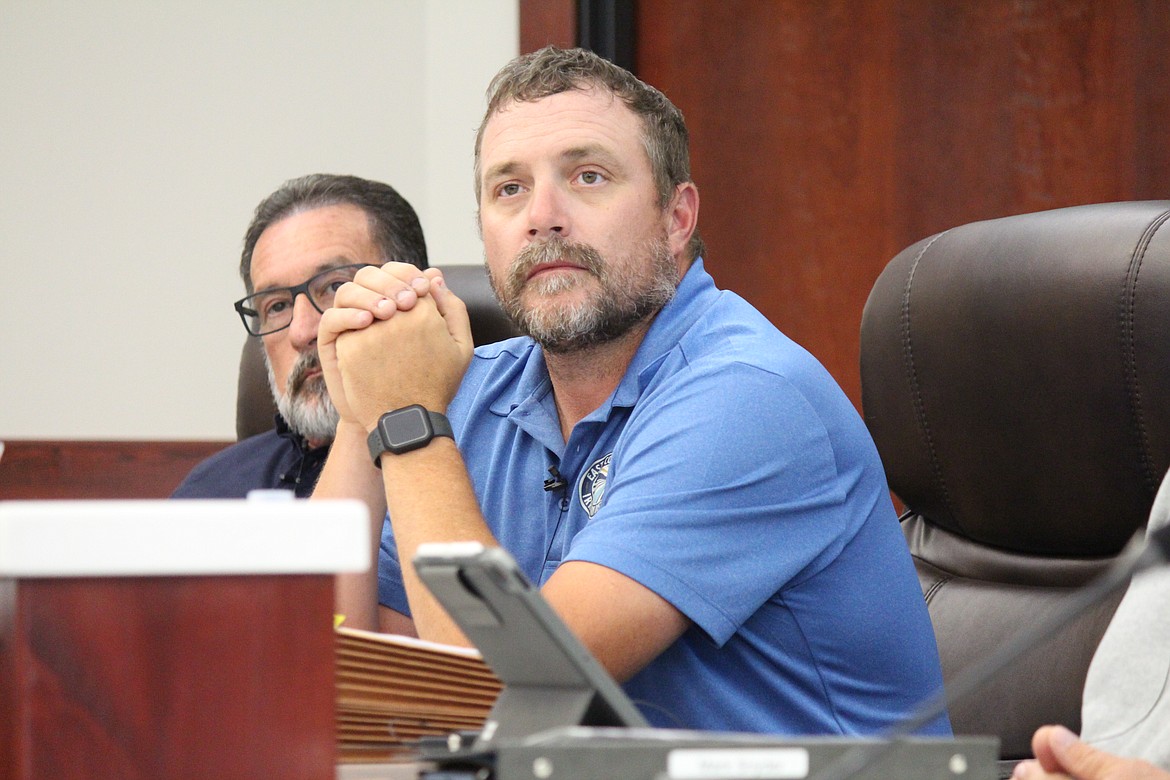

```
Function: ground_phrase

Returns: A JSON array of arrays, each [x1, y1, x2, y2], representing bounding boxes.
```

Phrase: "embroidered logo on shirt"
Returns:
[[578, 452, 612, 517]]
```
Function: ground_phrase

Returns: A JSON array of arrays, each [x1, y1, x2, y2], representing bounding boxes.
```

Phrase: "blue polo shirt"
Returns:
[[377, 259, 949, 736]]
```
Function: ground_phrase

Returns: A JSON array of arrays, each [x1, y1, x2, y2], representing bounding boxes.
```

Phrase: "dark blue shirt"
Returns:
[[171, 416, 329, 498]]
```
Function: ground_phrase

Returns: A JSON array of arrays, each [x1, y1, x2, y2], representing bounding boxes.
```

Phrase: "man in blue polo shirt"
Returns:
[[314, 47, 949, 736]]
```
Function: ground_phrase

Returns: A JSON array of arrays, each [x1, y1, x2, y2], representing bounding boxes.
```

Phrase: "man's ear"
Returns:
[[664, 182, 699, 260]]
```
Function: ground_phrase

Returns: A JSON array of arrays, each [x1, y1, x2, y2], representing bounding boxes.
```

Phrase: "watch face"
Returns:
[[381, 405, 432, 452]]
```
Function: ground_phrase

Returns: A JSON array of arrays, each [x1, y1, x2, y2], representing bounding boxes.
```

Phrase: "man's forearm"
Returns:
[[379, 437, 500, 647], [313, 420, 388, 630]]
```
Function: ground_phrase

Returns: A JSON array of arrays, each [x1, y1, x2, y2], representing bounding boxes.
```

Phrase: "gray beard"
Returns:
[[265, 350, 338, 446], [489, 235, 678, 354]]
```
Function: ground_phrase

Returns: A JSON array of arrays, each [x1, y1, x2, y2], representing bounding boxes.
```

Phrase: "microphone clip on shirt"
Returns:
[[543, 465, 567, 493]]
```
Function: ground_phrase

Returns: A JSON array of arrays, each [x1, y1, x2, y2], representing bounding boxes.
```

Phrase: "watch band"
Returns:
[[367, 405, 453, 468]]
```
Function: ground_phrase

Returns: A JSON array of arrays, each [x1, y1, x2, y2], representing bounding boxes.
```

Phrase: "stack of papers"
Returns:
[[335, 626, 501, 763]]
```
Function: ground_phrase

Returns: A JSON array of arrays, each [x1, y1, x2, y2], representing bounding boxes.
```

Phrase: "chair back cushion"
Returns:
[[860, 201, 1170, 757]]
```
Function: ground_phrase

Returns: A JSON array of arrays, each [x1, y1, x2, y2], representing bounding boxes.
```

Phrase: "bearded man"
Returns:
[[315, 47, 950, 737], [172, 173, 427, 498]]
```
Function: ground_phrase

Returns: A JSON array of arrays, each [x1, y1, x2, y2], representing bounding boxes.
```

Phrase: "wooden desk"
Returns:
[[0, 498, 368, 780]]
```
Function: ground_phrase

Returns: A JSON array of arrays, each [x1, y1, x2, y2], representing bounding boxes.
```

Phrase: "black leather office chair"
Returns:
[[860, 201, 1170, 759], [236, 263, 519, 440]]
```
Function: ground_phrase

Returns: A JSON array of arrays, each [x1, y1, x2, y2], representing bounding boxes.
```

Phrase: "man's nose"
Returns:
[[526, 183, 569, 240], [287, 292, 321, 350]]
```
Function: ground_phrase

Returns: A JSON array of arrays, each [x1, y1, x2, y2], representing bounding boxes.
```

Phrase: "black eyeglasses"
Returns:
[[234, 263, 374, 336]]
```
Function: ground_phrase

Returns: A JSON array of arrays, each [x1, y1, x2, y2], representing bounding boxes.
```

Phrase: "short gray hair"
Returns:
[[240, 174, 427, 292]]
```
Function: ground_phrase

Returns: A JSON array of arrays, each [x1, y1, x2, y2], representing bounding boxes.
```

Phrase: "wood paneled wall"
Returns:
[[520, 0, 576, 52], [523, 0, 1170, 407], [0, 440, 228, 499], [639, 0, 1169, 406]]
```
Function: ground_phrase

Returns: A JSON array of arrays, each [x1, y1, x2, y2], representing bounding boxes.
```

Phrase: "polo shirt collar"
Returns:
[[611, 256, 715, 409]]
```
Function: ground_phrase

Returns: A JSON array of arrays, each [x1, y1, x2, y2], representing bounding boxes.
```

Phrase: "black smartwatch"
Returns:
[[366, 405, 453, 467]]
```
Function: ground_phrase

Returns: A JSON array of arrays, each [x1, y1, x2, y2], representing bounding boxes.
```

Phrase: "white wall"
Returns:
[[0, 0, 517, 440]]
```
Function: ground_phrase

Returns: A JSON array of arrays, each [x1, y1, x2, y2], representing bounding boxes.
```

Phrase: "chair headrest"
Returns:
[[861, 201, 1170, 556], [235, 263, 519, 440]]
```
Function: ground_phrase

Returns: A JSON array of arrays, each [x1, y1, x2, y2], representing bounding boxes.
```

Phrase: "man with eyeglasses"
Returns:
[[172, 173, 427, 498]]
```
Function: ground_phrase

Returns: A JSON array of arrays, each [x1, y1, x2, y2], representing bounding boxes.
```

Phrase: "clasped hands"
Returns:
[[318, 262, 474, 431]]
